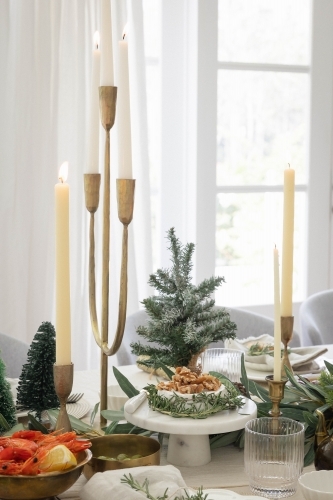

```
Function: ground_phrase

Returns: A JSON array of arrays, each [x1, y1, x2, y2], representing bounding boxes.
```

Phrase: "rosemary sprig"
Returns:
[[247, 343, 274, 356], [121, 473, 211, 500], [247, 342, 290, 357], [145, 384, 244, 419]]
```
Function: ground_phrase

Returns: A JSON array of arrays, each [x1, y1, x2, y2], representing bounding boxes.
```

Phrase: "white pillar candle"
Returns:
[[86, 31, 101, 174], [273, 247, 282, 381], [100, 0, 114, 86], [55, 162, 71, 365], [281, 166, 295, 317], [118, 27, 133, 179]]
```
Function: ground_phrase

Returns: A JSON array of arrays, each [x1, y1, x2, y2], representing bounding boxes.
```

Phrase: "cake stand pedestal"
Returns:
[[124, 397, 257, 467]]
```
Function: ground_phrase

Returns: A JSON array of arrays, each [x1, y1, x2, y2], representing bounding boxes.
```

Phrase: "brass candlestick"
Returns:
[[53, 363, 73, 432], [281, 316, 294, 378], [265, 375, 287, 418], [84, 86, 135, 425]]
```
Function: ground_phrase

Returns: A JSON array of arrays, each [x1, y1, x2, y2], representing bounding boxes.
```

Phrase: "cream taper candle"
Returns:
[[118, 27, 132, 179], [55, 162, 71, 365], [86, 31, 101, 174], [281, 166, 295, 317], [273, 246, 282, 381], [100, 0, 114, 86]]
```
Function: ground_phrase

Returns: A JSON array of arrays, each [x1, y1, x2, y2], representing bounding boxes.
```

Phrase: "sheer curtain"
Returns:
[[0, 0, 152, 370]]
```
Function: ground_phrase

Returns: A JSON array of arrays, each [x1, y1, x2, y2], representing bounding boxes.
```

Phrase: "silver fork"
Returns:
[[67, 393, 84, 404]]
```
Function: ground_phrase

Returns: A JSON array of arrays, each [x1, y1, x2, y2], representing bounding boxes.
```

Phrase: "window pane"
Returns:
[[216, 70, 308, 186], [215, 192, 306, 306], [218, 0, 311, 65]]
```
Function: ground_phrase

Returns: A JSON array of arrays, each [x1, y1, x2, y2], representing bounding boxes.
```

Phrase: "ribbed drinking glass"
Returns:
[[201, 348, 242, 382], [245, 417, 304, 498]]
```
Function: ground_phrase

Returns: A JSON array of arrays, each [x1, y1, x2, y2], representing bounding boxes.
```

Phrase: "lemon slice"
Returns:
[[39, 444, 77, 472]]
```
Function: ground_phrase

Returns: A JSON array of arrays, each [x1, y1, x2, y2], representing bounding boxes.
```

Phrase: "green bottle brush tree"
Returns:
[[131, 228, 237, 372]]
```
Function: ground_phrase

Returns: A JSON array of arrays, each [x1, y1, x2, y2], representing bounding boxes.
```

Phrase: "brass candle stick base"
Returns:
[[53, 363, 73, 433], [265, 375, 287, 418], [281, 316, 294, 378]]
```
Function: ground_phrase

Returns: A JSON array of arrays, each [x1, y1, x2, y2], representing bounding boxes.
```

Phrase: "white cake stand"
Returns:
[[124, 397, 257, 467]]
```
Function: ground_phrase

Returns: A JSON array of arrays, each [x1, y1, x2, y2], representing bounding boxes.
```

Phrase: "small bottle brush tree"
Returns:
[[0, 357, 17, 432], [16, 321, 59, 421], [131, 228, 237, 372]]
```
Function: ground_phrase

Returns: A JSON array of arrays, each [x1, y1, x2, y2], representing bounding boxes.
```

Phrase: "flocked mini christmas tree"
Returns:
[[131, 228, 237, 372], [16, 321, 59, 421], [0, 357, 16, 433]]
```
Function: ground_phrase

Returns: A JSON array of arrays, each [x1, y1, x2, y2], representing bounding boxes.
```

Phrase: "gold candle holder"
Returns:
[[53, 363, 73, 433], [84, 86, 135, 425], [265, 375, 287, 418], [281, 316, 294, 378]]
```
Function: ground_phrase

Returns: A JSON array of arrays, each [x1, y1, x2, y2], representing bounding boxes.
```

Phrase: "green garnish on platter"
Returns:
[[145, 383, 244, 419]]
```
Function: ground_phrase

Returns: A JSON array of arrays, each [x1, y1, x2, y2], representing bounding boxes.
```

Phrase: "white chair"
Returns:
[[299, 289, 333, 345], [116, 307, 300, 365], [0, 332, 29, 378]]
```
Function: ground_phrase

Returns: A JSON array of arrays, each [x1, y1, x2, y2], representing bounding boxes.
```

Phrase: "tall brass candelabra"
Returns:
[[84, 86, 135, 425]]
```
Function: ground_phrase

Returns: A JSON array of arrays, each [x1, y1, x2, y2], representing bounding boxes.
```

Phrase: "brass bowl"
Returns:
[[0, 449, 92, 500], [83, 434, 160, 480]]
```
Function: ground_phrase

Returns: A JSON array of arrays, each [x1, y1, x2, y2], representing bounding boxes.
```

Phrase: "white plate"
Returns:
[[202, 488, 267, 499], [16, 399, 91, 420]]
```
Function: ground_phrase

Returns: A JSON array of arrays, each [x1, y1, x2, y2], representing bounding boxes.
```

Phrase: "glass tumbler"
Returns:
[[201, 348, 242, 382], [244, 417, 304, 498]]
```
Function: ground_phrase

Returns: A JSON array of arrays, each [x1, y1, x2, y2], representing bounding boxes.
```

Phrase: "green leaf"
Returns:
[[101, 409, 125, 422], [47, 409, 93, 433], [158, 362, 174, 380], [285, 367, 320, 401], [102, 422, 149, 435], [158, 432, 165, 446], [324, 360, 333, 375], [27, 413, 49, 434], [240, 354, 250, 399], [90, 402, 100, 427], [0, 413, 11, 431], [304, 443, 315, 467], [302, 411, 318, 428], [209, 372, 235, 393], [113, 366, 139, 398], [248, 381, 270, 402], [104, 421, 119, 435], [3, 423, 25, 436], [210, 430, 241, 448]]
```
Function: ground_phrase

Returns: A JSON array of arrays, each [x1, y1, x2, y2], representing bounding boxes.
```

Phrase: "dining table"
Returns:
[[50, 345, 333, 499]]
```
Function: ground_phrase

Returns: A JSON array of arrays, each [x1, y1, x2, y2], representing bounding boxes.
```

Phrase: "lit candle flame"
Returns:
[[93, 31, 100, 50], [122, 23, 129, 40], [58, 161, 69, 183]]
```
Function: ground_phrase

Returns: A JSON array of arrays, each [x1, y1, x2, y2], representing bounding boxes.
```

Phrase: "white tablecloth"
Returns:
[[58, 345, 333, 499]]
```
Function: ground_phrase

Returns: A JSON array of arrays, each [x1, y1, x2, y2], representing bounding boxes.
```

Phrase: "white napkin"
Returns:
[[80, 465, 189, 500], [225, 335, 327, 372]]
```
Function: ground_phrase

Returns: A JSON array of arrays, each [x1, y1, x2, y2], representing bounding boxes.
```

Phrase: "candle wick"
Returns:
[[288, 163, 290, 168], [123, 33, 126, 40]]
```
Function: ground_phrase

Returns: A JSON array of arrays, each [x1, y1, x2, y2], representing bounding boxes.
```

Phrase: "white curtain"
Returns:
[[0, 0, 152, 370]]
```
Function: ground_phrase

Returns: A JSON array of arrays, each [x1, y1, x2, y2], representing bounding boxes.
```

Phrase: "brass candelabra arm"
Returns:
[[85, 179, 135, 356]]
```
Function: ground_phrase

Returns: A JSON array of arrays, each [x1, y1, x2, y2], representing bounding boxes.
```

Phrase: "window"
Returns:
[[141, 0, 333, 312], [215, 0, 311, 307]]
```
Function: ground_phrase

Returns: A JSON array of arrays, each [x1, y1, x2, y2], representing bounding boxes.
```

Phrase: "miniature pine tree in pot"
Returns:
[[131, 228, 237, 372], [16, 321, 59, 421], [0, 357, 17, 432]]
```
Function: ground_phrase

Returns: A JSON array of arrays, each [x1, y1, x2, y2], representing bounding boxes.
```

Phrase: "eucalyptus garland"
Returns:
[[145, 384, 244, 419]]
